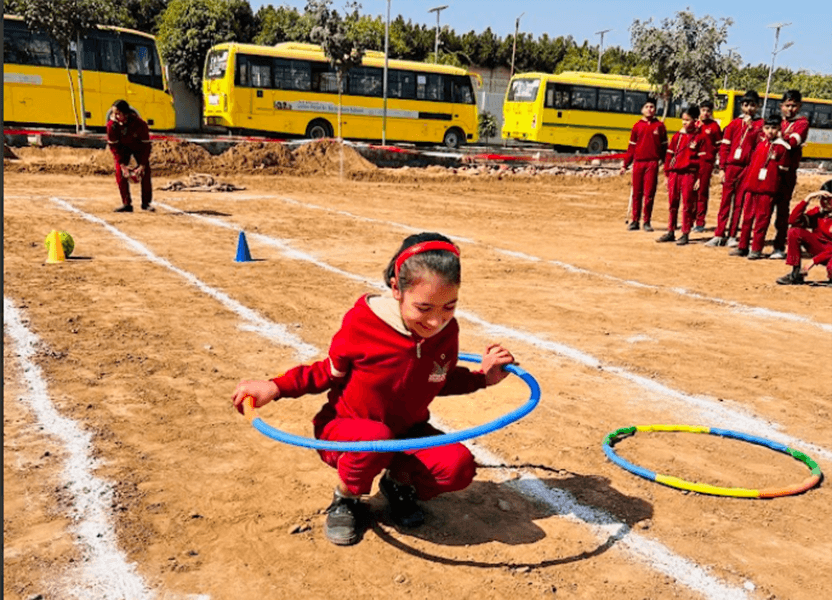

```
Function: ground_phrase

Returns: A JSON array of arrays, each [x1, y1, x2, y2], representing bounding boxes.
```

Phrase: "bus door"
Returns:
[[124, 38, 166, 128], [97, 35, 127, 124], [248, 56, 274, 120]]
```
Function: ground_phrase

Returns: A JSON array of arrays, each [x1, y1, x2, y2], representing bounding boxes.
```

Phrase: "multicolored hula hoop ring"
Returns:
[[603, 425, 823, 498], [242, 352, 540, 452]]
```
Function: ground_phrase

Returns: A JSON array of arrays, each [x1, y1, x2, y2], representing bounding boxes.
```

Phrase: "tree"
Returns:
[[630, 10, 732, 117], [112, 0, 171, 33], [14, 0, 121, 133]]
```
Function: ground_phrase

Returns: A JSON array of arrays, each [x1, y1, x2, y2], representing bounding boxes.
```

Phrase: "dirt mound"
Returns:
[[291, 139, 376, 174], [212, 142, 294, 172], [4, 144, 18, 159], [149, 140, 213, 170]]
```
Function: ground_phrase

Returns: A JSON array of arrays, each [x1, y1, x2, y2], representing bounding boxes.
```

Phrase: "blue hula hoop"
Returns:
[[245, 352, 540, 452]]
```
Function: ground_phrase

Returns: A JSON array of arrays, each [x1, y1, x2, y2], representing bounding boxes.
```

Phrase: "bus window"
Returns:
[[125, 41, 163, 89], [544, 83, 569, 109], [206, 49, 229, 79], [275, 58, 311, 91], [417, 73, 443, 101], [571, 86, 597, 110], [28, 32, 55, 66], [451, 75, 474, 104], [99, 38, 122, 73], [348, 66, 382, 97], [65, 38, 98, 70], [311, 61, 338, 93], [248, 56, 272, 88], [387, 69, 416, 99], [598, 88, 623, 113], [813, 104, 831, 128], [508, 78, 540, 102], [715, 93, 729, 113]]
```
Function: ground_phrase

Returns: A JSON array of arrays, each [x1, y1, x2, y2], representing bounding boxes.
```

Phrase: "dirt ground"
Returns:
[[3, 142, 831, 600]]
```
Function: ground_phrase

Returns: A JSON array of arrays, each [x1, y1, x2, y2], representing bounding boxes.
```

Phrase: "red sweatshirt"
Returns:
[[623, 118, 668, 168], [664, 127, 701, 173], [719, 116, 763, 168], [696, 118, 722, 164], [789, 199, 832, 265], [273, 294, 488, 437], [780, 115, 810, 172], [743, 137, 789, 195], [106, 113, 151, 165]]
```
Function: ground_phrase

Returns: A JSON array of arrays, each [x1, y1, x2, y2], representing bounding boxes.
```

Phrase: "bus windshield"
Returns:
[[508, 78, 540, 102], [205, 49, 229, 80]]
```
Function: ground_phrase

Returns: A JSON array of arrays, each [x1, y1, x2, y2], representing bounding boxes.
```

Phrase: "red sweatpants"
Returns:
[[695, 161, 715, 227], [786, 227, 832, 278], [714, 164, 748, 238], [113, 150, 152, 207], [630, 160, 659, 224], [316, 417, 476, 500], [773, 170, 797, 252], [666, 171, 697, 233], [738, 192, 776, 253]]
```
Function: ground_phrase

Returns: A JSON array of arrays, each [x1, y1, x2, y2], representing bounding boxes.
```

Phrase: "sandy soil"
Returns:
[[3, 142, 831, 600]]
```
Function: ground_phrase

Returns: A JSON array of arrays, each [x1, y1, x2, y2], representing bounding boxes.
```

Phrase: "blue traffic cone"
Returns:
[[235, 230, 252, 262]]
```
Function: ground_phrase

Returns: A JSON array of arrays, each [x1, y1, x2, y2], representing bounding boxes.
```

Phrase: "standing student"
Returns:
[[730, 115, 789, 259], [770, 90, 811, 259], [107, 99, 153, 212], [657, 105, 702, 245], [776, 180, 832, 285], [693, 100, 722, 232], [619, 97, 668, 232], [705, 90, 764, 247], [232, 233, 515, 546]]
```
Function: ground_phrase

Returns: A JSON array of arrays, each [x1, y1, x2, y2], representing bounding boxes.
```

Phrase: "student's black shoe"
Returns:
[[729, 248, 748, 257], [747, 251, 764, 260], [324, 490, 364, 546], [141, 203, 155, 212], [379, 474, 425, 528], [114, 204, 133, 212], [627, 221, 640, 231], [776, 271, 805, 285], [656, 231, 675, 243], [642, 222, 654, 232], [675, 233, 689, 246]]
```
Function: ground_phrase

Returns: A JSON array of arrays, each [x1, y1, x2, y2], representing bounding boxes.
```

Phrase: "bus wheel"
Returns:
[[586, 135, 607, 154], [306, 119, 333, 139], [442, 128, 463, 149]]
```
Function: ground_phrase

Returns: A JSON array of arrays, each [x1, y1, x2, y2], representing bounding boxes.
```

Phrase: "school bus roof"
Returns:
[[3, 13, 158, 41], [211, 41, 474, 77], [511, 70, 656, 92]]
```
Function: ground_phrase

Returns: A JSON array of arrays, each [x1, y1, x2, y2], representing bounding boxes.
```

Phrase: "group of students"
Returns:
[[621, 90, 832, 285]]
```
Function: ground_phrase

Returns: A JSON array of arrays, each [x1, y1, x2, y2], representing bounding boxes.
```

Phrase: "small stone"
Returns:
[[394, 574, 407, 584], [497, 499, 511, 511], [743, 581, 756, 592]]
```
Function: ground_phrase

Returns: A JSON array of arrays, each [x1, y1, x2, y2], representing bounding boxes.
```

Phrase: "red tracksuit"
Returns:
[[664, 127, 701, 234], [737, 138, 789, 253], [694, 118, 722, 227], [107, 113, 152, 207], [786, 199, 832, 279], [715, 116, 763, 238], [773, 116, 811, 251], [272, 294, 488, 499], [624, 117, 668, 225]]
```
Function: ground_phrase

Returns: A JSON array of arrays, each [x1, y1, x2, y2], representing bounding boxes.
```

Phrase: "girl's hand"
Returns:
[[232, 379, 279, 415], [481, 344, 515, 386]]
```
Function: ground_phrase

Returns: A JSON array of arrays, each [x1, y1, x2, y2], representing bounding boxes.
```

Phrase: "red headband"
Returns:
[[394, 241, 459, 278]]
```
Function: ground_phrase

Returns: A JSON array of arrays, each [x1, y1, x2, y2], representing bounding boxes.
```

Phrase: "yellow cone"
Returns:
[[46, 229, 65, 263]]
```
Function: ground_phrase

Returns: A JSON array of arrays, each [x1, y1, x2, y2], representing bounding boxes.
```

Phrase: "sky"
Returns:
[[249, 0, 831, 75]]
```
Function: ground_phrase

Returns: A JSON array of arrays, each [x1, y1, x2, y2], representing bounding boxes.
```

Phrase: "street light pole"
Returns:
[[428, 5, 448, 64], [595, 29, 612, 73], [382, 0, 390, 145], [762, 22, 792, 119], [722, 46, 738, 90], [510, 12, 524, 79]]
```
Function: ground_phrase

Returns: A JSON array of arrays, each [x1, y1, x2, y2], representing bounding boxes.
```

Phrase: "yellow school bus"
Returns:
[[502, 71, 683, 153], [203, 42, 480, 148], [714, 89, 832, 160], [3, 14, 175, 130]]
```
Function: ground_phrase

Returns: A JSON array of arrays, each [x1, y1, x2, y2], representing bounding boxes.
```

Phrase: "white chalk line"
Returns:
[[150, 199, 832, 465]]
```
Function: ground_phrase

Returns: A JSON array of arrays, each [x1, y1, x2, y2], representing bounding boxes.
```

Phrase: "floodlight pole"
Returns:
[[595, 29, 612, 73], [723, 47, 738, 89], [429, 5, 448, 64], [510, 12, 524, 78], [762, 22, 791, 119], [382, 0, 390, 145]]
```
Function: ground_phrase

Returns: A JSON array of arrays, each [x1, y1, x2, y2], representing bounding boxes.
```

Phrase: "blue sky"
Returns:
[[249, 0, 831, 75]]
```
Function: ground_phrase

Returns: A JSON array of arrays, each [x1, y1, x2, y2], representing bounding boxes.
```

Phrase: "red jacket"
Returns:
[[780, 116, 810, 172], [272, 294, 488, 437], [106, 113, 151, 165], [719, 116, 763, 168], [623, 118, 668, 167], [743, 137, 789, 195], [696, 118, 722, 164], [664, 127, 701, 173], [789, 199, 832, 265]]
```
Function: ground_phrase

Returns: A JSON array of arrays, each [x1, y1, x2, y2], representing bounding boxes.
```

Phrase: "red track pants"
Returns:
[[738, 192, 776, 253], [786, 227, 832, 278], [666, 171, 697, 233], [714, 164, 749, 238], [113, 151, 152, 207], [630, 160, 659, 225], [695, 161, 715, 228]]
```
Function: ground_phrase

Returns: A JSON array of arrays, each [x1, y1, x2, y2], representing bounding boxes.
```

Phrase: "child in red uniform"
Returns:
[[706, 90, 763, 248], [730, 115, 789, 259], [693, 100, 722, 232], [232, 233, 515, 546], [657, 105, 702, 245], [106, 99, 154, 212], [776, 180, 832, 285], [620, 97, 668, 232], [770, 90, 811, 259]]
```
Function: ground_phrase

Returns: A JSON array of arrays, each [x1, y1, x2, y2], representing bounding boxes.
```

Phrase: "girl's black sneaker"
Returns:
[[379, 474, 425, 528], [324, 489, 364, 546]]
